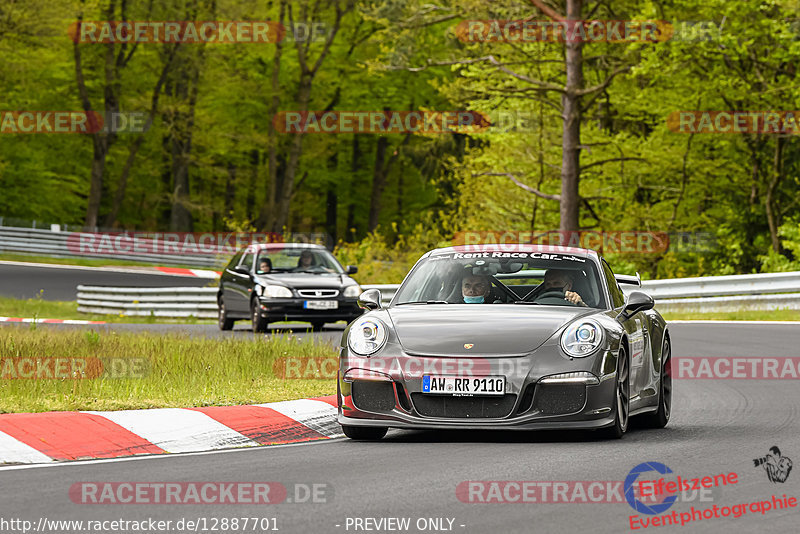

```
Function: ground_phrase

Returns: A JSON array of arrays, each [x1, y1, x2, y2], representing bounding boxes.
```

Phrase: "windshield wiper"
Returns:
[[513, 300, 540, 305], [395, 300, 449, 305]]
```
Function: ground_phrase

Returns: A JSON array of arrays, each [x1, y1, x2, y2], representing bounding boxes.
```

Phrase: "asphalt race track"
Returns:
[[0, 262, 210, 301], [0, 323, 798, 534]]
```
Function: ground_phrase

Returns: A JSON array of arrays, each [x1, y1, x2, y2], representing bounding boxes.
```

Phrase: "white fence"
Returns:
[[0, 225, 224, 268], [76, 273, 800, 318]]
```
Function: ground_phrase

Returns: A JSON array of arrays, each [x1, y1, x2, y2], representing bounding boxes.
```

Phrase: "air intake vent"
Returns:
[[352, 381, 396, 412]]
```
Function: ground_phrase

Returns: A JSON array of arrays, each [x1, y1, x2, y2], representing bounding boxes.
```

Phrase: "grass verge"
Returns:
[[662, 309, 800, 321], [0, 328, 337, 412]]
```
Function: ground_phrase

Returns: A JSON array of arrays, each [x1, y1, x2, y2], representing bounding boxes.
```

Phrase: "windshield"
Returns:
[[255, 248, 344, 274], [392, 251, 607, 308]]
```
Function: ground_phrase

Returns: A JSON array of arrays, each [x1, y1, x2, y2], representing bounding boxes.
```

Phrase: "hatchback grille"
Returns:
[[298, 289, 339, 298], [533, 384, 586, 415], [411, 393, 516, 418], [352, 381, 396, 412]]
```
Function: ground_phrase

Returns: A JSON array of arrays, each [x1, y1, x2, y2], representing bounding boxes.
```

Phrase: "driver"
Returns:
[[295, 250, 333, 272], [541, 269, 586, 306], [461, 274, 491, 304]]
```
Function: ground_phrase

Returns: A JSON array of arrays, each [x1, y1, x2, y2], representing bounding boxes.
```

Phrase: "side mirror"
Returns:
[[357, 288, 382, 310], [346, 265, 358, 275], [619, 291, 654, 320], [233, 266, 251, 276]]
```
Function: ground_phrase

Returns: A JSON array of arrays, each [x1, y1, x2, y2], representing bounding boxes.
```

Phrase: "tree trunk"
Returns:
[[346, 135, 361, 240], [766, 137, 784, 252], [559, 0, 584, 234], [368, 136, 389, 232]]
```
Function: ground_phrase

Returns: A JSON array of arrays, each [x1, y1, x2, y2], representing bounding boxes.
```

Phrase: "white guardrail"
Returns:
[[76, 273, 800, 318], [0, 225, 223, 268]]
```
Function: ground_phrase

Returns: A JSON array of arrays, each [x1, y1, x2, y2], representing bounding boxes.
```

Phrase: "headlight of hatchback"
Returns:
[[348, 317, 388, 356], [343, 285, 362, 298], [260, 285, 293, 298], [560, 319, 604, 357]]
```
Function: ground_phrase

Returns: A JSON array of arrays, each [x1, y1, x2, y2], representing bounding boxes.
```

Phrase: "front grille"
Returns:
[[411, 393, 516, 418], [352, 381, 396, 412], [533, 384, 586, 415], [298, 289, 339, 298]]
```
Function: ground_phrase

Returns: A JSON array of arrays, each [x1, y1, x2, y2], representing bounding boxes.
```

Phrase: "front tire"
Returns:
[[341, 425, 387, 441], [599, 346, 630, 439], [251, 299, 268, 333], [641, 338, 671, 429], [218, 298, 234, 331]]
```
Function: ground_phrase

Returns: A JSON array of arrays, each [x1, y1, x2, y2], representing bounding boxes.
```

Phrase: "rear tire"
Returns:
[[341, 425, 387, 441], [641, 338, 671, 429], [251, 299, 269, 333], [599, 346, 630, 439], [218, 298, 234, 331]]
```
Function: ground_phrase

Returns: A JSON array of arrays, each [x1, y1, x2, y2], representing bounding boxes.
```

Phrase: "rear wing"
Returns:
[[615, 272, 641, 287]]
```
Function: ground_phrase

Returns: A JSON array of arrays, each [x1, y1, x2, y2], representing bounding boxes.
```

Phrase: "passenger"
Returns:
[[257, 258, 272, 274]]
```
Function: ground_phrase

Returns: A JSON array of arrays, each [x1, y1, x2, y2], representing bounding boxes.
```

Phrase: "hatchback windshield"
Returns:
[[393, 251, 607, 308], [255, 248, 344, 274]]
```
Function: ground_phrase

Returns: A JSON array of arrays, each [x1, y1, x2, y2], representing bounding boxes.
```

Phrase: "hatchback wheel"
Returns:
[[251, 300, 268, 333], [218, 298, 234, 331]]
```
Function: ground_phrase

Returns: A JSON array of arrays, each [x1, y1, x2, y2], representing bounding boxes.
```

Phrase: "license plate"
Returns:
[[304, 300, 338, 310], [422, 375, 505, 396]]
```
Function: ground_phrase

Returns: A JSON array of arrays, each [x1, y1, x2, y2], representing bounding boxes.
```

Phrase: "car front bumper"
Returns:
[[256, 297, 362, 323], [337, 344, 620, 431]]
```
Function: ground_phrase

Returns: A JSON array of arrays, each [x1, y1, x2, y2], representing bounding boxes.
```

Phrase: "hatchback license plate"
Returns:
[[304, 300, 338, 310], [422, 375, 505, 396]]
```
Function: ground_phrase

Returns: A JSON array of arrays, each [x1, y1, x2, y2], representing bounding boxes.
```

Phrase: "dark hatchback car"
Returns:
[[217, 243, 363, 331]]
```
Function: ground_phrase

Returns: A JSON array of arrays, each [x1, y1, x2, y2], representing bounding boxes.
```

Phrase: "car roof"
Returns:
[[427, 243, 600, 259]]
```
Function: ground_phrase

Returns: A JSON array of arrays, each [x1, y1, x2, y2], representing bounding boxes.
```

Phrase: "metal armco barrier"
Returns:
[[76, 284, 398, 318], [77, 273, 800, 318], [0, 226, 223, 268], [77, 286, 219, 318]]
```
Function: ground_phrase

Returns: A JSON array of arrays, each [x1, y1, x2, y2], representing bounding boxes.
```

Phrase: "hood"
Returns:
[[255, 272, 353, 289], [387, 305, 595, 356]]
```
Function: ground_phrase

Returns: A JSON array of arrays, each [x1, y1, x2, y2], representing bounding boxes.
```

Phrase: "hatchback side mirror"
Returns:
[[357, 289, 382, 310], [346, 265, 358, 275], [619, 291, 654, 320]]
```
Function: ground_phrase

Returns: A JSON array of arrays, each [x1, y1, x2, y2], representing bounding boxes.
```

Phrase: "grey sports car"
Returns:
[[337, 244, 671, 440]]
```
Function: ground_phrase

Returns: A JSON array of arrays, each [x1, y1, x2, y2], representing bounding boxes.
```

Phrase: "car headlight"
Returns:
[[260, 285, 293, 298], [348, 317, 388, 356], [343, 285, 362, 298], [560, 320, 604, 357]]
